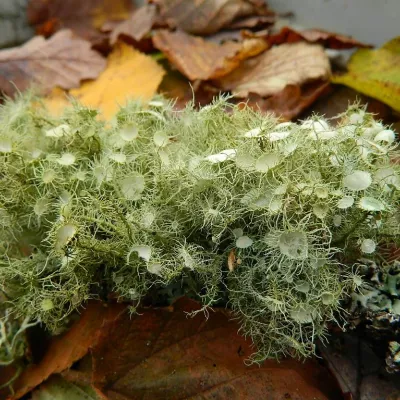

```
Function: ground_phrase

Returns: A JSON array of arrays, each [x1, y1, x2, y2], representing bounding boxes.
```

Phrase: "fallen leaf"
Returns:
[[110, 4, 157, 44], [332, 37, 400, 112], [152, 29, 268, 81], [70, 43, 165, 119], [206, 30, 245, 44], [301, 86, 395, 123], [91, 297, 341, 400], [27, 0, 132, 45], [0, 365, 22, 397], [241, 80, 331, 120], [152, 0, 272, 35], [228, 14, 276, 29], [268, 26, 372, 49], [44, 43, 165, 120], [32, 375, 100, 400], [6, 301, 124, 400], [0, 30, 106, 97], [157, 66, 215, 109], [215, 41, 331, 97]]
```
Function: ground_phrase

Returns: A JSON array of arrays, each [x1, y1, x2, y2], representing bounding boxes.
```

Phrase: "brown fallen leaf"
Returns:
[[151, 0, 272, 36], [153, 29, 268, 81], [44, 43, 165, 119], [301, 85, 395, 124], [157, 66, 215, 110], [228, 14, 276, 29], [4, 301, 125, 400], [206, 30, 245, 44], [215, 41, 331, 97], [268, 26, 372, 49], [27, 0, 132, 46], [110, 4, 157, 44], [0, 30, 106, 97], [91, 297, 342, 400], [241, 80, 331, 121]]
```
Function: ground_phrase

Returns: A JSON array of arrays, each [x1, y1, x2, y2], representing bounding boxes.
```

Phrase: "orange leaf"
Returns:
[[0, 30, 106, 97], [27, 0, 132, 45], [215, 42, 331, 97], [91, 297, 341, 400], [152, 30, 268, 81], [6, 301, 125, 400]]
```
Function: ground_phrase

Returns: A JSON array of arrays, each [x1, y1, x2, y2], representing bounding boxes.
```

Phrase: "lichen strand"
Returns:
[[1, 94, 400, 361]]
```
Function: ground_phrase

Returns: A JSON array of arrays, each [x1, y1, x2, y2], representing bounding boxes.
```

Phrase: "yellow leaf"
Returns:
[[332, 37, 400, 112], [44, 43, 165, 120]]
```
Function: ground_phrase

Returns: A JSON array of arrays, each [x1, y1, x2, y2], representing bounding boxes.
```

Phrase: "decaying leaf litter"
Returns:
[[0, 0, 400, 399]]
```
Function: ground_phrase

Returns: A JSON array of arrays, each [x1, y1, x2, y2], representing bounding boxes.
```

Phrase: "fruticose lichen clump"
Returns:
[[1, 93, 400, 361]]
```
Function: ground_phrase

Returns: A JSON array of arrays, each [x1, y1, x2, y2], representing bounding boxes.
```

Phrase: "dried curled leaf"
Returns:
[[152, 0, 272, 35], [152, 29, 268, 81], [215, 42, 331, 97], [228, 14, 275, 29], [268, 26, 372, 49], [0, 30, 106, 97], [110, 4, 157, 44], [7, 302, 124, 400], [27, 0, 132, 45], [332, 37, 400, 112], [241, 80, 331, 120]]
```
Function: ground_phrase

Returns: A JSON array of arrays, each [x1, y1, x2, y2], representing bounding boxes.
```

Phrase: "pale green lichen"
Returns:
[[1, 93, 400, 362]]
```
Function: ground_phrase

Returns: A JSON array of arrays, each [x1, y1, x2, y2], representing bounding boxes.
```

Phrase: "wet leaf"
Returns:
[[7, 301, 124, 400], [268, 26, 372, 49], [332, 37, 400, 112], [0, 29, 106, 97], [152, 0, 272, 35], [152, 29, 268, 81], [91, 297, 341, 400], [110, 4, 157, 44], [241, 80, 331, 120], [32, 375, 100, 400], [45, 43, 165, 119], [27, 0, 132, 45], [215, 42, 331, 97]]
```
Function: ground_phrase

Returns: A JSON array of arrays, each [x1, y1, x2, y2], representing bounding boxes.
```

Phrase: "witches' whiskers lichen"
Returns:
[[1, 94, 400, 362]]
